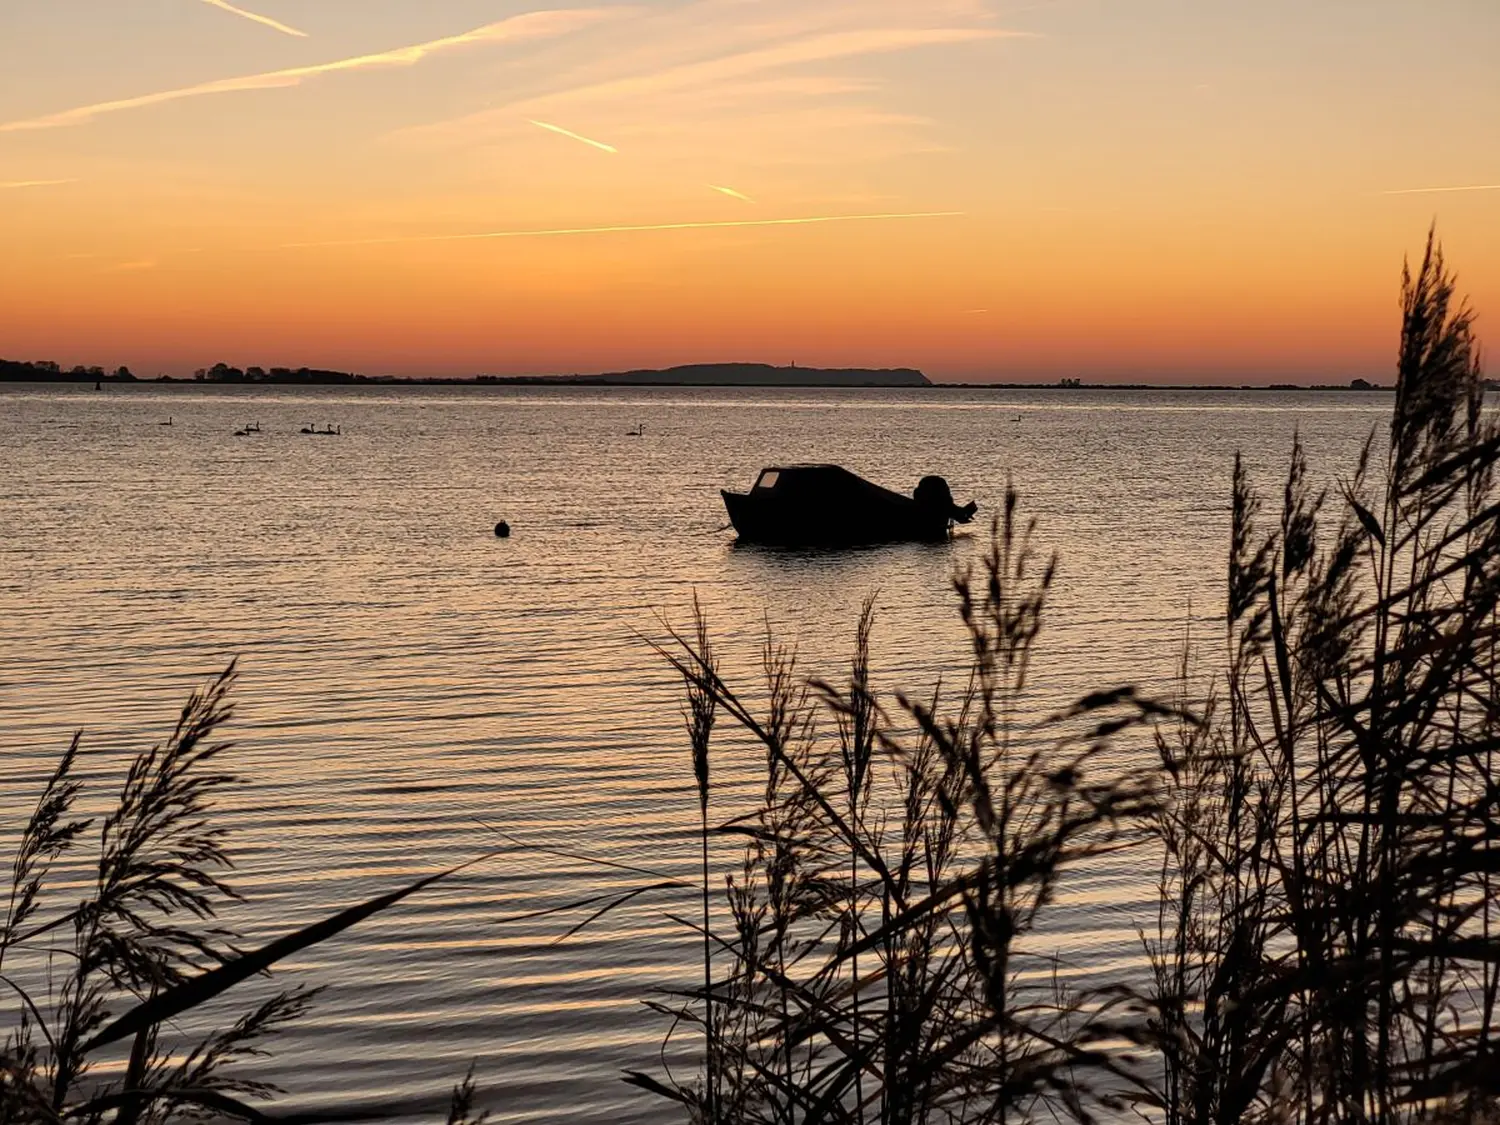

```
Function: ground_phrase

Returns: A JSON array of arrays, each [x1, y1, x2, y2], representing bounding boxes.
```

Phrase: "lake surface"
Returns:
[[0, 382, 1393, 1120]]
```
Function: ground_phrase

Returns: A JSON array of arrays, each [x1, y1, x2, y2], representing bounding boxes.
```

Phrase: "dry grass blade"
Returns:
[[3, 663, 506, 1123], [83, 847, 505, 1052]]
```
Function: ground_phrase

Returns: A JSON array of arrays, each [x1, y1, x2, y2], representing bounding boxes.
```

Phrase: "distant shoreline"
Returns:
[[6, 356, 1467, 391]]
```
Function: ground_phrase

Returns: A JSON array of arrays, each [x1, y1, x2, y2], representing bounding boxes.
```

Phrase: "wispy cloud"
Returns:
[[1381, 183, 1500, 195], [200, 0, 308, 38], [0, 9, 617, 133], [710, 185, 755, 202], [1, 178, 77, 189], [417, 25, 1020, 141], [528, 118, 617, 153], [285, 211, 963, 248]]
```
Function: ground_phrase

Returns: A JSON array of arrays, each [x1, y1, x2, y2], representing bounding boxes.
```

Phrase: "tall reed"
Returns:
[[1138, 228, 1500, 1125], [1, 664, 498, 1123], [643, 229, 1498, 1125], [685, 593, 722, 1121], [647, 495, 1176, 1124]]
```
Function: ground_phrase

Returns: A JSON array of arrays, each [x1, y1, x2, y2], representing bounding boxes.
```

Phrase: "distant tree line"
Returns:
[[190, 362, 372, 384], [0, 358, 137, 382], [0, 358, 377, 384]]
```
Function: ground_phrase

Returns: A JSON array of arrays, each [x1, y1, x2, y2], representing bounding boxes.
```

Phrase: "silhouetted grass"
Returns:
[[642, 229, 1498, 1125], [646, 500, 1178, 1124], [1, 663, 496, 1123], [1136, 229, 1500, 1125]]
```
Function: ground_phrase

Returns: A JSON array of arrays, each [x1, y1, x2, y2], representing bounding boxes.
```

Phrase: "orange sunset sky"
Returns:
[[1, 0, 1496, 383]]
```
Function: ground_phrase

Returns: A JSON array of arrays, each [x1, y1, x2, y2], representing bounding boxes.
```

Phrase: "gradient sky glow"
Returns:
[[1, 0, 1496, 382]]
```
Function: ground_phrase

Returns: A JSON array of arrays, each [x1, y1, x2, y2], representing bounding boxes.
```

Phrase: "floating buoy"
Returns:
[[494, 521, 511, 538]]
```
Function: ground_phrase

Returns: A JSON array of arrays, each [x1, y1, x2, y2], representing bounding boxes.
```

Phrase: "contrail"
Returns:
[[528, 119, 616, 153], [414, 26, 1028, 142], [200, 0, 308, 38], [1382, 183, 1500, 195], [709, 185, 755, 203], [103, 259, 160, 273], [1, 178, 76, 189], [283, 211, 964, 248], [0, 9, 615, 132]]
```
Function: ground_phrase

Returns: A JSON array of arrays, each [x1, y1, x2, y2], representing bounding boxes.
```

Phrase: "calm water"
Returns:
[[0, 382, 1391, 1120]]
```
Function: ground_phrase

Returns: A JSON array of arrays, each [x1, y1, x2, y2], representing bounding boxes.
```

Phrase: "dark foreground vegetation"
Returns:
[[2, 231, 1495, 1123], [0, 664, 495, 1123], [642, 230, 1499, 1124]]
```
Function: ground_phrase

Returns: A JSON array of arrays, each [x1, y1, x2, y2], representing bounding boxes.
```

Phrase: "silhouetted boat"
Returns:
[[722, 465, 977, 547]]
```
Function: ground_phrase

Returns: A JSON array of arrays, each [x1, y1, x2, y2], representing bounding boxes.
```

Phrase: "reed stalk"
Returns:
[[1, 664, 501, 1123], [685, 592, 721, 1122]]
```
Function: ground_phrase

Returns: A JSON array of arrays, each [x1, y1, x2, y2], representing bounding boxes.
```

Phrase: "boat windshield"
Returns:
[[756, 470, 780, 490]]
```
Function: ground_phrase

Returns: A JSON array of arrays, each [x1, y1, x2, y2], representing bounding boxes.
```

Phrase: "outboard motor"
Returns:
[[914, 475, 978, 524]]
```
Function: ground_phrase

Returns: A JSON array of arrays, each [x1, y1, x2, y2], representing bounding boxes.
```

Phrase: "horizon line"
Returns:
[[6, 359, 1434, 392]]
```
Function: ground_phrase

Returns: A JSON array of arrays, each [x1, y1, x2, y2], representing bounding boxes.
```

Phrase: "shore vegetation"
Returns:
[[642, 229, 1499, 1124]]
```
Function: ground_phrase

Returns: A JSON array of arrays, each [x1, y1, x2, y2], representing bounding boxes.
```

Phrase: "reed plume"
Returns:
[[1139, 227, 1500, 1125], [685, 592, 721, 1121], [1, 664, 500, 1123], [641, 229, 1497, 1125], [647, 494, 1176, 1124]]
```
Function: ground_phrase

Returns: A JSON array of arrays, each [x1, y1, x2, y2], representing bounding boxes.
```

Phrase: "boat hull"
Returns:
[[722, 466, 959, 547]]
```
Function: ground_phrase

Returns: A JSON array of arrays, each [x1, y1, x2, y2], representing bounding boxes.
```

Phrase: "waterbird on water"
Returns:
[[627, 422, 645, 436], [159, 416, 172, 426]]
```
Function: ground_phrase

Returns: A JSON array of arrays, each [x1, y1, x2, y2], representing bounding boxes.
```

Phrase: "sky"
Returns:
[[0, 0, 1496, 383]]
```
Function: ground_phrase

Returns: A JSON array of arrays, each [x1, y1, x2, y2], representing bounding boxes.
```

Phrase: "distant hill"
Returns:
[[3, 357, 930, 388], [507, 363, 932, 387]]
